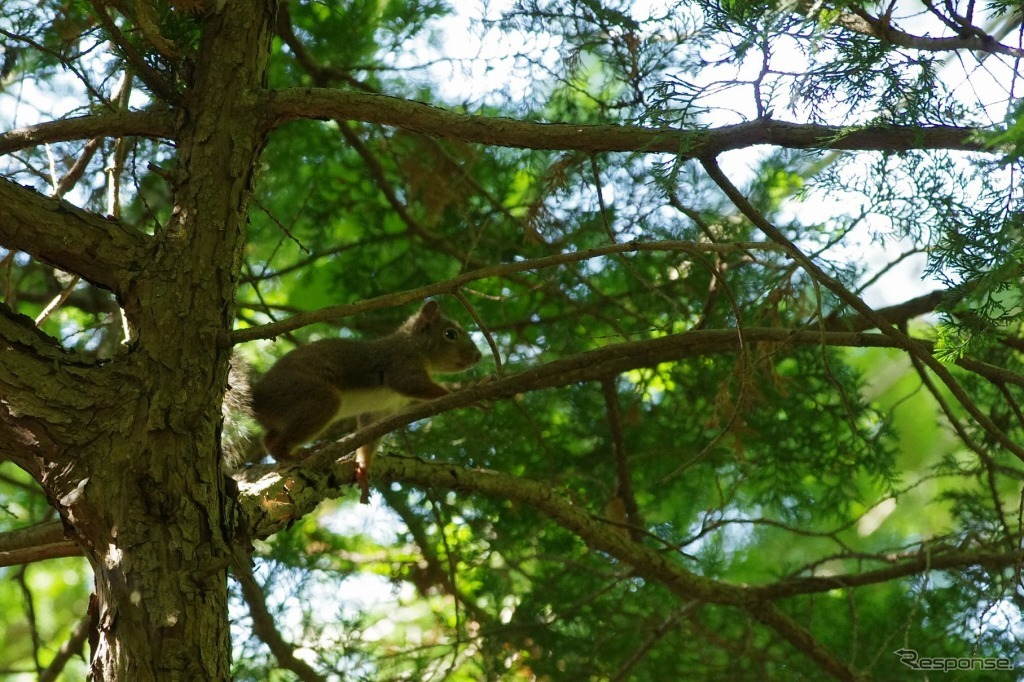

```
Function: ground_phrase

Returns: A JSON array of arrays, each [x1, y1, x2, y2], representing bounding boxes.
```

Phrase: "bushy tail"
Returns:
[[221, 353, 260, 473]]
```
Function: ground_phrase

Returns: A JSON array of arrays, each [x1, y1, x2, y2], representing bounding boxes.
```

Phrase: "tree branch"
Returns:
[[274, 1, 371, 92], [266, 89, 991, 155], [0, 177, 150, 295], [611, 605, 696, 681], [233, 557, 326, 682], [602, 378, 644, 541], [0, 111, 175, 156], [0, 521, 80, 567], [87, 1, 182, 105], [0, 304, 115, 468], [750, 546, 1024, 599], [237, 455, 875, 680], [826, 4, 1023, 58], [699, 156, 1024, 462], [746, 601, 867, 681], [235, 326, 1024, 539], [230, 240, 786, 343], [250, 328, 1024, 499], [0, 543, 80, 567], [824, 289, 946, 332], [38, 611, 91, 682]]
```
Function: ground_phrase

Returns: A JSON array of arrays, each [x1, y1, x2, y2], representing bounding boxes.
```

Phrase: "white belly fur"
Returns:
[[333, 387, 413, 421]]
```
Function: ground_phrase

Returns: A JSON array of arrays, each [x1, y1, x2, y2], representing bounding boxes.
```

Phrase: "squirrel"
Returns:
[[250, 300, 483, 503]]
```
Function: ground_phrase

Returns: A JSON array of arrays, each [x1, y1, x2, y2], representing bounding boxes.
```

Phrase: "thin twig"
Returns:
[[230, 240, 785, 343], [453, 288, 502, 376], [699, 155, 1024, 462], [601, 378, 644, 541], [232, 554, 326, 682]]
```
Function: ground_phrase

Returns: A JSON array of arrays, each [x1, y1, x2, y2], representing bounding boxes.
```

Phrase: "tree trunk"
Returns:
[[2, 3, 276, 679]]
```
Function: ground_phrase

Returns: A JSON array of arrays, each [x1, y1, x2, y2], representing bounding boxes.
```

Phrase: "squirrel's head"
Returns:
[[402, 300, 483, 373]]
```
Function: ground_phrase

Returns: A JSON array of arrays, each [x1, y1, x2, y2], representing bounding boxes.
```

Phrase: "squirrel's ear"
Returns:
[[406, 300, 440, 332], [420, 300, 441, 320]]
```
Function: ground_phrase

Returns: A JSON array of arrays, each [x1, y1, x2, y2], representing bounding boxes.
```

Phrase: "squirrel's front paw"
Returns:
[[463, 374, 498, 411]]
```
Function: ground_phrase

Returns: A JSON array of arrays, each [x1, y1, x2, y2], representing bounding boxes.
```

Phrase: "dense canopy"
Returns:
[[1, 0, 1022, 680]]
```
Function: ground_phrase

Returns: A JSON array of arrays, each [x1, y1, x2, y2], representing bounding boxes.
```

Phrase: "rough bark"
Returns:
[[0, 2, 276, 679]]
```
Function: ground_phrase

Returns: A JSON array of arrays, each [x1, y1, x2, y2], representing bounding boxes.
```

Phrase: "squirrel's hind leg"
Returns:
[[264, 384, 341, 461], [354, 413, 385, 504]]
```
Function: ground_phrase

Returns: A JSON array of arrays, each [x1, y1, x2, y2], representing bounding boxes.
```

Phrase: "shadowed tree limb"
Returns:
[[0, 178, 150, 295], [266, 89, 991, 155]]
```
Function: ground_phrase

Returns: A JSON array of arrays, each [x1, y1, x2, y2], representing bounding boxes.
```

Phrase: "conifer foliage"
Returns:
[[1, 1, 1022, 679]]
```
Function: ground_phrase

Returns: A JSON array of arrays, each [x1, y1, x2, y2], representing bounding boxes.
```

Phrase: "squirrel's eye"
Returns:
[[444, 328, 459, 341]]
